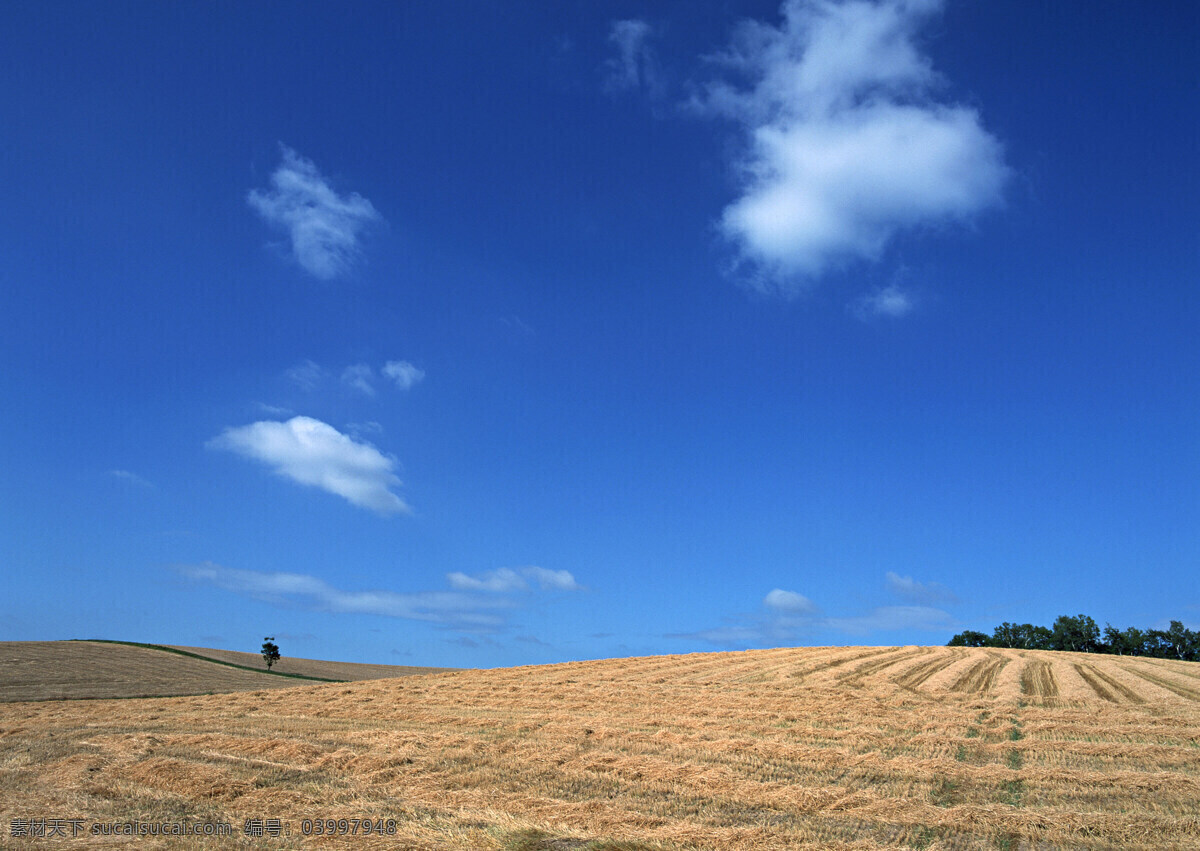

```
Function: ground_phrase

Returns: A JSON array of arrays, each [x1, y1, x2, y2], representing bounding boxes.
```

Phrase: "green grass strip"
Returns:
[[72, 639, 346, 683]]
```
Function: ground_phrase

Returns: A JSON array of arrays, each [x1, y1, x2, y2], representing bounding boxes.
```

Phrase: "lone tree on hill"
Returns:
[[261, 636, 281, 670]]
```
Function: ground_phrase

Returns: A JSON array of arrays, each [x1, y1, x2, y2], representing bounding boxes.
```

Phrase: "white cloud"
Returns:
[[286, 359, 325, 391], [108, 469, 153, 488], [341, 363, 376, 396], [207, 416, 409, 515], [885, 571, 958, 604], [698, 0, 1008, 292], [764, 588, 817, 613], [383, 360, 425, 390], [852, 284, 914, 319], [446, 566, 583, 593], [447, 568, 528, 593], [248, 146, 381, 280], [523, 566, 583, 591], [603, 19, 661, 95], [178, 562, 509, 629]]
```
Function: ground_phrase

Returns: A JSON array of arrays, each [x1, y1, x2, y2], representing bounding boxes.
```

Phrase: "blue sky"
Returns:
[[2, 0, 1196, 668]]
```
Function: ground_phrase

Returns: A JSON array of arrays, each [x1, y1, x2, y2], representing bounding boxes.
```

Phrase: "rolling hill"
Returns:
[[2, 645, 1198, 849], [0, 641, 455, 702]]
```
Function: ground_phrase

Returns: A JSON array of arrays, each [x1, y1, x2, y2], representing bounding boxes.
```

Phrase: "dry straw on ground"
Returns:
[[2, 644, 1198, 849]]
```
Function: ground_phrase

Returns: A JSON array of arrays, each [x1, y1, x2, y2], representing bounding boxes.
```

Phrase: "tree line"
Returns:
[[948, 614, 1199, 661]]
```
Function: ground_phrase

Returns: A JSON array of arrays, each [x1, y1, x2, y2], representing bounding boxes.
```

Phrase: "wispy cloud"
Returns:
[[179, 562, 580, 633], [178, 562, 509, 629], [603, 19, 661, 96], [515, 635, 553, 647], [679, 624, 772, 646], [383, 360, 425, 391], [248, 146, 381, 280], [496, 315, 535, 340], [286, 359, 325, 391], [287, 359, 422, 396], [345, 420, 384, 438], [696, 0, 1008, 292], [447, 568, 528, 593], [524, 566, 583, 591], [207, 416, 409, 515], [341, 363, 376, 396], [885, 570, 958, 605], [255, 402, 294, 417], [108, 469, 153, 488], [447, 566, 583, 593], [851, 284, 914, 319], [825, 605, 956, 635], [672, 576, 956, 647]]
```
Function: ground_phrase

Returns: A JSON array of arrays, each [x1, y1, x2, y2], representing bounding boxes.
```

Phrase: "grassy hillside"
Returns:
[[166, 644, 457, 681], [0, 641, 452, 702], [2, 645, 1199, 849]]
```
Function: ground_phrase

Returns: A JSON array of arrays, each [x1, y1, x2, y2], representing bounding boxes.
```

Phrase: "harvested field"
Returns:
[[2, 645, 1198, 849], [1073, 663, 1144, 705], [1019, 659, 1059, 701], [0, 642, 454, 702], [949, 652, 1009, 696], [894, 650, 965, 691]]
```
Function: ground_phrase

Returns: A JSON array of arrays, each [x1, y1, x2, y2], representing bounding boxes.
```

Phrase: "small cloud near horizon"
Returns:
[[177, 561, 584, 637], [764, 588, 817, 613], [673, 577, 956, 648], [885, 571, 959, 605], [824, 605, 957, 635], [515, 635, 553, 647], [178, 562, 512, 630]]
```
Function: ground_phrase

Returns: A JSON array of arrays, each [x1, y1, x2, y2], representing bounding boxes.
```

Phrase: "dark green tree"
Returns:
[[991, 622, 1053, 650], [1162, 621, 1198, 661], [1103, 624, 1145, 656], [1026, 624, 1053, 650], [261, 636, 281, 671], [953, 616, 1193, 660], [1051, 614, 1101, 653], [990, 622, 1021, 648], [947, 630, 991, 647], [1143, 629, 1172, 658]]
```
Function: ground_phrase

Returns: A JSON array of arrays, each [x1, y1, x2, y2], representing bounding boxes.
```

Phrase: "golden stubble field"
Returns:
[[2, 645, 1199, 849]]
